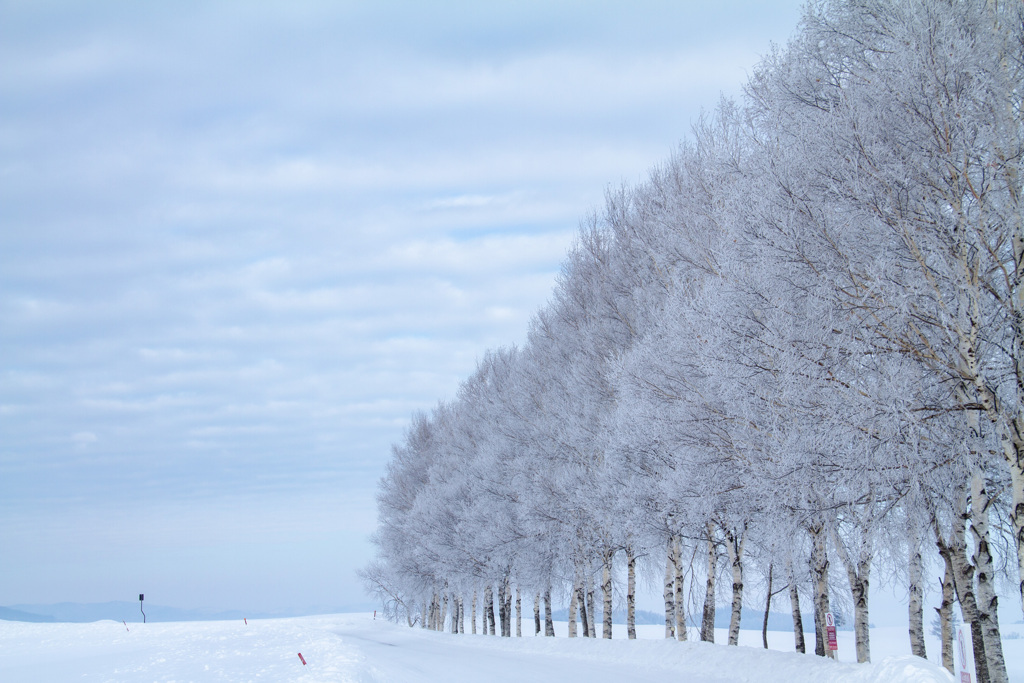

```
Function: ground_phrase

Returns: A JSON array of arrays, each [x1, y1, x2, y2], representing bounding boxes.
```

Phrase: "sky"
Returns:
[[0, 1, 819, 615]]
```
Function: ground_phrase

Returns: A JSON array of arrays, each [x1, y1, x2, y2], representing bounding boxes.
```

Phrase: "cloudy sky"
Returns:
[[1, 1, 807, 614]]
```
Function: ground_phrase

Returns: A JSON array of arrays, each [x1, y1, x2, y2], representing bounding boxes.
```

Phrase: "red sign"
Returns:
[[825, 612, 838, 651], [297, 653, 307, 666]]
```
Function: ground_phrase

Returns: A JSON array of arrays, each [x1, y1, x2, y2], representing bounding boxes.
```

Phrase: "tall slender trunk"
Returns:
[[809, 524, 833, 659], [459, 595, 465, 634], [943, 512, 990, 683], [602, 549, 613, 639], [725, 525, 746, 646], [498, 584, 506, 637], [440, 593, 448, 633], [578, 583, 590, 638], [544, 587, 555, 637], [664, 537, 676, 639], [504, 578, 513, 637], [787, 557, 805, 654], [830, 524, 872, 663], [936, 548, 956, 674], [908, 524, 926, 658], [700, 524, 717, 643], [534, 592, 541, 636], [763, 563, 773, 650], [970, 469, 1008, 683], [516, 586, 522, 637], [485, 585, 495, 636], [421, 600, 428, 629], [627, 547, 637, 640], [585, 564, 596, 639], [568, 577, 578, 638], [471, 590, 477, 635], [674, 535, 687, 641]]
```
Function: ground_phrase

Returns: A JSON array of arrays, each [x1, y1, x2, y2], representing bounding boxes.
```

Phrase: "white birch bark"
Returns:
[[970, 469, 1009, 683], [664, 538, 676, 639], [485, 585, 495, 636], [936, 548, 955, 674], [627, 547, 637, 640], [516, 586, 522, 637], [568, 577, 578, 638], [762, 563, 773, 649], [786, 557, 805, 654], [534, 592, 541, 636], [809, 524, 833, 659], [544, 587, 555, 637], [724, 525, 745, 646], [440, 593, 448, 633], [945, 514, 990, 683], [674, 535, 687, 641], [830, 525, 871, 663], [602, 549, 613, 639], [471, 590, 477, 635], [577, 582, 590, 638], [908, 525, 926, 658], [585, 565, 596, 639], [700, 525, 717, 643]]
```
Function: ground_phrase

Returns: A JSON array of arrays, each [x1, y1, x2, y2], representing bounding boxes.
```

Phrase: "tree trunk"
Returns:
[[585, 565, 596, 639], [440, 593, 448, 633], [544, 587, 555, 637], [578, 583, 590, 638], [970, 469, 1009, 683], [504, 579, 513, 637], [763, 563, 773, 649], [674, 535, 687, 641], [516, 586, 522, 637], [602, 549, 613, 639], [471, 590, 477, 635], [700, 525, 717, 643], [944, 513, 990, 683], [830, 524, 872, 663], [627, 547, 637, 640], [534, 592, 541, 636], [568, 578, 578, 638], [664, 537, 676, 639], [787, 557, 805, 654], [809, 524, 833, 659], [908, 525, 927, 658], [725, 525, 745, 646], [485, 585, 495, 636], [936, 548, 955, 674]]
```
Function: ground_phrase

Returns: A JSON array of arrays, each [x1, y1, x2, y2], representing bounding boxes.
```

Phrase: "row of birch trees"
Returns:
[[362, 1, 1023, 681]]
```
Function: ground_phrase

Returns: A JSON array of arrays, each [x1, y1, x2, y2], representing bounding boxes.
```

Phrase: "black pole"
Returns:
[[139, 594, 146, 623]]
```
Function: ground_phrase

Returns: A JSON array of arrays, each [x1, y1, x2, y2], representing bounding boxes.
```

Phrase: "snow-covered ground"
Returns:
[[1, 613, 1021, 682]]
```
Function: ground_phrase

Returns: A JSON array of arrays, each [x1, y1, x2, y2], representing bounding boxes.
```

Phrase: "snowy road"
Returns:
[[330, 619, 730, 683], [0, 612, 992, 682]]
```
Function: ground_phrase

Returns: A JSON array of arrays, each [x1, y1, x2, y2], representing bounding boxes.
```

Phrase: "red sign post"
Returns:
[[825, 612, 838, 652], [957, 625, 974, 683]]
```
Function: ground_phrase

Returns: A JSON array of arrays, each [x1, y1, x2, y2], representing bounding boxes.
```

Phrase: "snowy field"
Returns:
[[2, 612, 1022, 682]]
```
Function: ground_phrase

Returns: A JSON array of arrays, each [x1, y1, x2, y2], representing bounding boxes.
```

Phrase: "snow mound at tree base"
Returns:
[[853, 656, 954, 683]]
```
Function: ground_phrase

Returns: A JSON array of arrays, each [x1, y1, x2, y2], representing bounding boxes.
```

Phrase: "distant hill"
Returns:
[[0, 606, 55, 622], [1, 602, 369, 624]]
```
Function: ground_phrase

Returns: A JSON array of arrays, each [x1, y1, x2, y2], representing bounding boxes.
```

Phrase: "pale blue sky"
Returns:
[[1, 1, 807, 614]]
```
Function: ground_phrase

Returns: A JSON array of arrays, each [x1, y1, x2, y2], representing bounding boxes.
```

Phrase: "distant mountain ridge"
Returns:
[[1, 601, 373, 624]]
